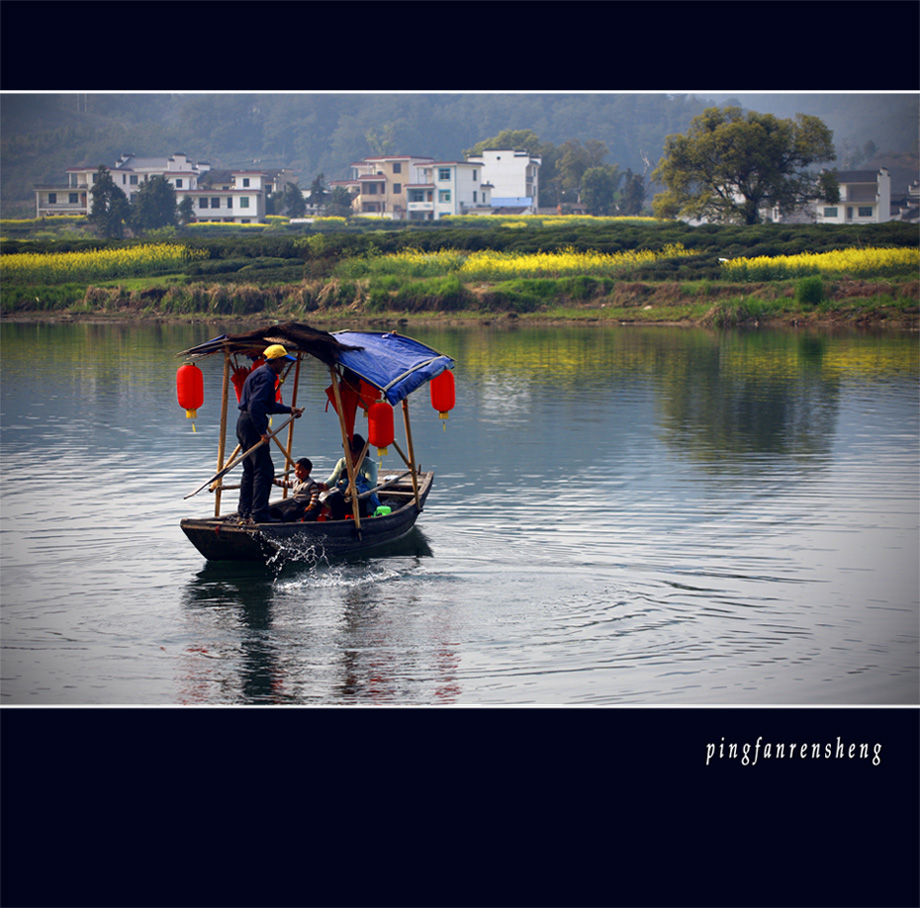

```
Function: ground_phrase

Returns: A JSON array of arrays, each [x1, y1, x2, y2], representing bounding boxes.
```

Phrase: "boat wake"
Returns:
[[261, 531, 332, 569]]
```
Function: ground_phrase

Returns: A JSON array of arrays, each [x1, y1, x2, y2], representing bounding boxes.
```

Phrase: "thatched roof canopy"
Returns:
[[177, 322, 362, 366]]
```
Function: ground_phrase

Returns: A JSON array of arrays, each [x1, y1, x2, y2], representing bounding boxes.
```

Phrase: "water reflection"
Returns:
[[1, 321, 916, 705], [176, 535, 448, 704], [657, 332, 840, 467]]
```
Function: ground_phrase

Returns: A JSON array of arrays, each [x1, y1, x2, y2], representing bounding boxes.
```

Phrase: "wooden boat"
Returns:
[[176, 323, 455, 563]]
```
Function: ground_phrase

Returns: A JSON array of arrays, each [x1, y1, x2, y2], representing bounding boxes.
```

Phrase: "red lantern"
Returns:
[[231, 366, 251, 402], [430, 370, 455, 421], [177, 362, 204, 419], [368, 401, 395, 456]]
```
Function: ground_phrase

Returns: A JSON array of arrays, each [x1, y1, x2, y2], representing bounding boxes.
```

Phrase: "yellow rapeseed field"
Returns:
[[457, 244, 693, 279], [721, 246, 919, 280], [356, 244, 694, 280], [1, 243, 209, 283]]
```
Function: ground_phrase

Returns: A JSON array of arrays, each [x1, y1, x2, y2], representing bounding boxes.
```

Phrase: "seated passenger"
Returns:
[[270, 457, 322, 522], [319, 434, 380, 519]]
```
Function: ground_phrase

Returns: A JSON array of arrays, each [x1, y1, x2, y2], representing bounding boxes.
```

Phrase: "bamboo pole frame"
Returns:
[[401, 399, 421, 509], [280, 355, 302, 499], [328, 365, 362, 532], [214, 349, 231, 517]]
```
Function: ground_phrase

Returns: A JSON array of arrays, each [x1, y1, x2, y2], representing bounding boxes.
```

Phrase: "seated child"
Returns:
[[270, 458, 322, 522]]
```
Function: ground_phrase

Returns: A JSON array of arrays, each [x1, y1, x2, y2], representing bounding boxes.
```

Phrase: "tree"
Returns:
[[177, 195, 196, 226], [617, 169, 646, 215], [89, 166, 130, 238], [281, 182, 306, 218], [366, 124, 397, 156], [581, 165, 622, 216], [557, 139, 609, 202], [130, 174, 177, 232], [307, 174, 329, 209], [327, 186, 354, 218], [464, 129, 544, 158], [652, 107, 838, 225]]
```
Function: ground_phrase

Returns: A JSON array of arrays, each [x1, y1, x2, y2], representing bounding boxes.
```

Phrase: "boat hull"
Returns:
[[181, 473, 432, 563]]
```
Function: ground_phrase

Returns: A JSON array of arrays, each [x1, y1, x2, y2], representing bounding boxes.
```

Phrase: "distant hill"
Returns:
[[2, 92, 917, 218]]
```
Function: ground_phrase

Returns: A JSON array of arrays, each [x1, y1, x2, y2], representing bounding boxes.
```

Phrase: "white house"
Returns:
[[35, 152, 211, 218], [343, 155, 492, 220], [407, 161, 492, 220], [34, 152, 275, 223], [464, 149, 541, 213], [187, 168, 269, 223], [815, 168, 892, 224]]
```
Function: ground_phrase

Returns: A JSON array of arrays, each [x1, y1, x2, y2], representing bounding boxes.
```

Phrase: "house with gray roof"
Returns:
[[33, 152, 280, 223]]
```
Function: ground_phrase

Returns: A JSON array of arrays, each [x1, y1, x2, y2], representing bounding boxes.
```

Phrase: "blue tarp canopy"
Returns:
[[333, 331, 454, 405]]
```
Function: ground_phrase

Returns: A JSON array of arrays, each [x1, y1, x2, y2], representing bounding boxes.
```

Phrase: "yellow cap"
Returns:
[[263, 344, 296, 361]]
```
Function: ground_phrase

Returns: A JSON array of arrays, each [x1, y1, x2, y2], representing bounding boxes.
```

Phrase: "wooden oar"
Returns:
[[184, 413, 298, 500]]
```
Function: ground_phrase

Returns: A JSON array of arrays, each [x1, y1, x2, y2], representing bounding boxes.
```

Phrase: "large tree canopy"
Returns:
[[130, 174, 177, 232], [463, 128, 544, 158], [652, 107, 839, 225], [89, 166, 130, 238]]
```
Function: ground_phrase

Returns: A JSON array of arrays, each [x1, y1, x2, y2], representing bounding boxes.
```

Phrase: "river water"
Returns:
[[1, 320, 917, 705]]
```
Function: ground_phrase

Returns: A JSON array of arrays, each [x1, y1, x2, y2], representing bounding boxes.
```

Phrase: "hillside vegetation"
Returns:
[[3, 93, 918, 218]]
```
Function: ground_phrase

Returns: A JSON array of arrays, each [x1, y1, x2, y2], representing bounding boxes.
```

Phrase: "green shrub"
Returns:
[[795, 275, 825, 306]]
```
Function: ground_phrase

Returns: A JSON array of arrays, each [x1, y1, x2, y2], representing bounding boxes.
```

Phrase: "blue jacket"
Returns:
[[238, 365, 292, 435]]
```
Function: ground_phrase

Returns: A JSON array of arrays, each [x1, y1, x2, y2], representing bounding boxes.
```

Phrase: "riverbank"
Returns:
[[3, 278, 916, 331], [3, 221, 916, 331]]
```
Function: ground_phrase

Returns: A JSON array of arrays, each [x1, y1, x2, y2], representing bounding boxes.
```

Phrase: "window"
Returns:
[[199, 198, 208, 209], [211, 198, 220, 208], [69, 193, 78, 204], [393, 183, 401, 194], [438, 168, 451, 181], [393, 162, 402, 173], [473, 170, 477, 181], [823, 208, 837, 217], [242, 178, 250, 187], [240, 197, 249, 208], [48, 193, 56, 204], [408, 189, 426, 203], [473, 191, 477, 203], [176, 179, 183, 189], [227, 197, 233, 208], [439, 190, 451, 203], [858, 207, 873, 217], [130, 175, 138, 185]]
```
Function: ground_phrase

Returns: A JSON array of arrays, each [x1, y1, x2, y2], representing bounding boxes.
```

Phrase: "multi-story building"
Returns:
[[407, 161, 492, 220], [815, 168, 892, 224], [349, 155, 434, 218], [464, 149, 541, 213], [348, 154, 495, 220], [35, 153, 211, 218], [33, 153, 281, 223], [188, 169, 270, 223]]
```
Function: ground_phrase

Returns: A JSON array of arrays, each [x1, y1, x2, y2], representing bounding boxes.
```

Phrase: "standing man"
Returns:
[[236, 344, 304, 523]]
